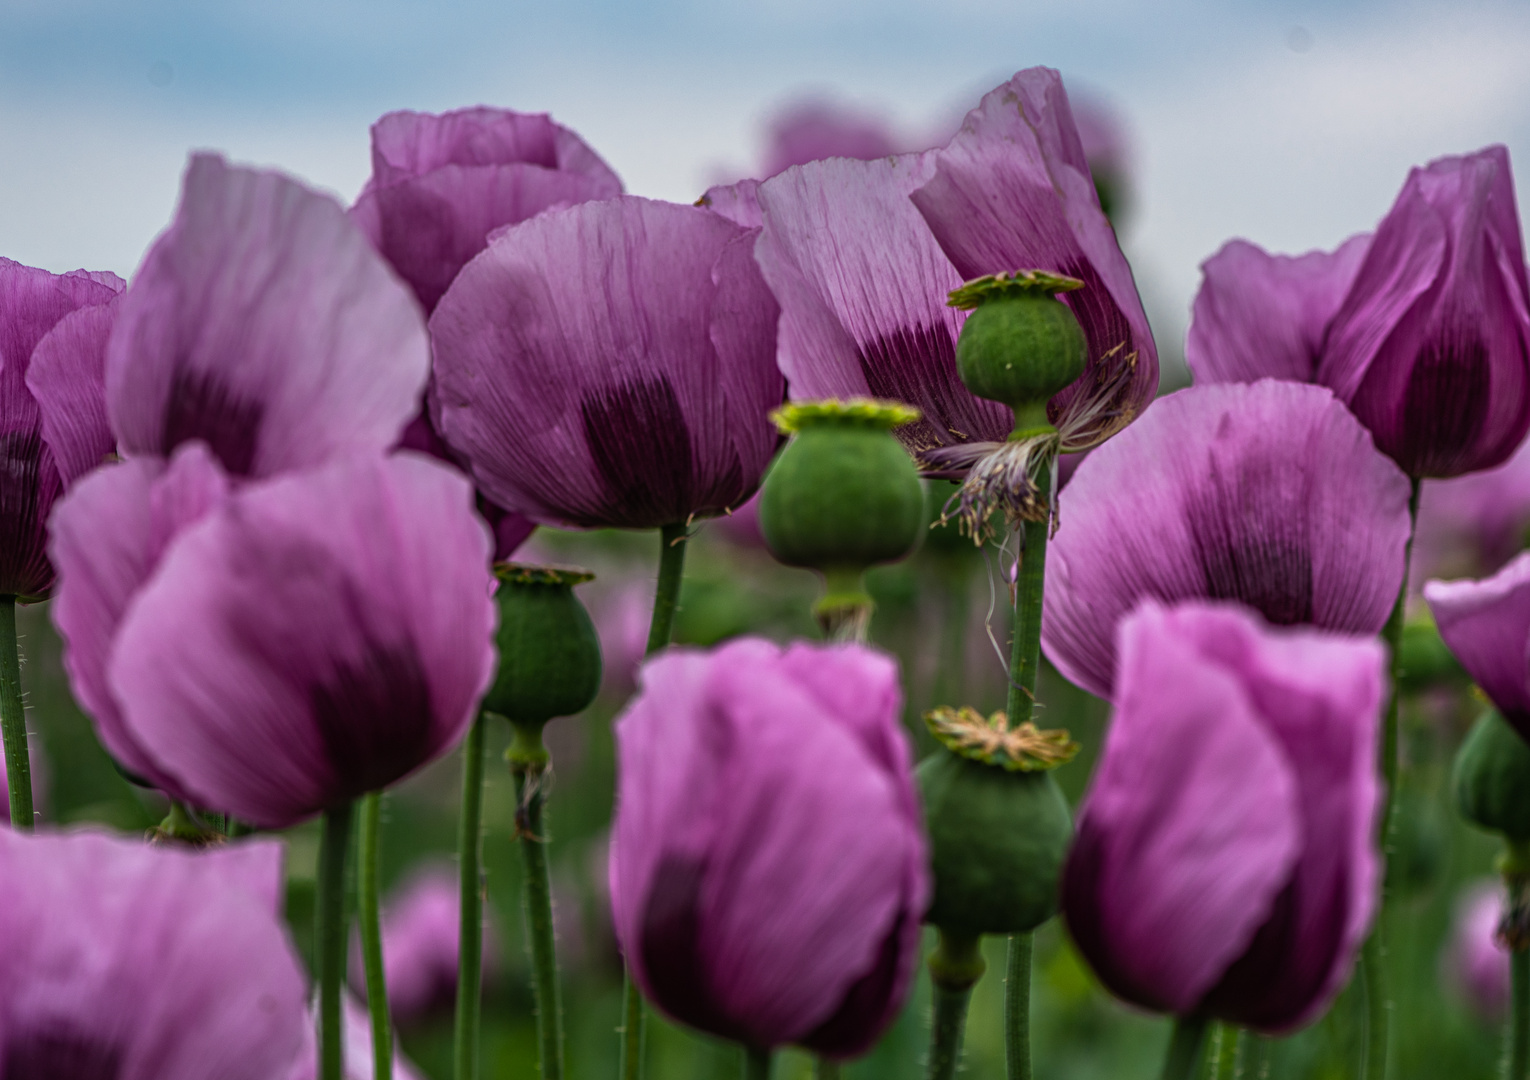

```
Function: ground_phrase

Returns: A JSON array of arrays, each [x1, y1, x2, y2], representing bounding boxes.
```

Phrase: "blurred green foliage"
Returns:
[[15, 516, 1514, 1079]]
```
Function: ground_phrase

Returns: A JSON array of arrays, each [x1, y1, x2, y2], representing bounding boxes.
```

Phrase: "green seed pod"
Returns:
[[760, 399, 926, 575], [948, 271, 1088, 427], [1454, 709, 1530, 842], [483, 564, 603, 727], [917, 707, 1077, 936]]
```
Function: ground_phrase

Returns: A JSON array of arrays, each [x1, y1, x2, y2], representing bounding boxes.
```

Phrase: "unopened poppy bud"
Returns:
[[484, 564, 603, 738], [1454, 709, 1530, 842], [949, 270, 1089, 431], [917, 706, 1075, 936], [760, 399, 925, 638]]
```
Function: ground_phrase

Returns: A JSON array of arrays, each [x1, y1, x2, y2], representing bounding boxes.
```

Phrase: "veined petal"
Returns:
[[27, 300, 119, 487], [107, 154, 429, 479], [754, 155, 1008, 455], [1043, 380, 1411, 698], [697, 179, 764, 229], [1187, 235, 1371, 384], [368, 107, 621, 191], [910, 68, 1158, 448], [105, 453, 495, 827], [1425, 553, 1530, 729], [431, 195, 782, 530]]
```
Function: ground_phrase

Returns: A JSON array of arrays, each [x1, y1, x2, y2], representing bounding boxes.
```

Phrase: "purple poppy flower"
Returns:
[[0, 259, 121, 599], [1063, 599, 1384, 1032], [106, 153, 429, 481], [1188, 147, 1530, 479], [52, 452, 495, 826], [396, 413, 534, 562], [609, 637, 927, 1057], [1186, 236, 1372, 385], [348, 865, 500, 1024], [351, 107, 622, 315], [760, 101, 901, 179], [1443, 881, 1511, 1021], [1043, 380, 1413, 700], [0, 828, 309, 1079], [431, 196, 783, 531], [1423, 552, 1530, 733]]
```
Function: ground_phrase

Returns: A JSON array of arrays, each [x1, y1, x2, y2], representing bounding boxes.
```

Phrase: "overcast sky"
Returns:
[[3, 0, 1527, 354]]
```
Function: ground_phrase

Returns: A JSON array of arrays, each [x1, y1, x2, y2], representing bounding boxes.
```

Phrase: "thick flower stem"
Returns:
[[1003, 467, 1052, 1080], [0, 596, 32, 829], [359, 792, 393, 1080], [620, 521, 691, 1080], [1005, 932, 1034, 1080], [317, 801, 356, 1080], [741, 1047, 773, 1080], [1241, 1035, 1273, 1079], [455, 716, 487, 1080], [510, 721, 563, 1080], [813, 1058, 842, 1079], [1363, 476, 1421, 1080], [927, 929, 985, 1080], [1510, 947, 1529, 1080], [1209, 1024, 1240, 1080], [1158, 1016, 1209, 1080]]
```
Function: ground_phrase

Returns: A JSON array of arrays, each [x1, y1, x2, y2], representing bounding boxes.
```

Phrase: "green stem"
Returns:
[[1511, 947, 1529, 1080], [741, 1046, 773, 1080], [1006, 932, 1033, 1080], [1240, 1034, 1273, 1080], [454, 717, 486, 1080], [1363, 476, 1420, 1080], [619, 521, 691, 1080], [0, 597, 32, 829], [1159, 1016, 1210, 1080], [1001, 467, 1052, 1080], [316, 801, 355, 1080], [813, 1058, 842, 1080], [927, 929, 985, 1080], [358, 792, 392, 1080], [1210, 1024, 1240, 1080], [511, 723, 562, 1080]]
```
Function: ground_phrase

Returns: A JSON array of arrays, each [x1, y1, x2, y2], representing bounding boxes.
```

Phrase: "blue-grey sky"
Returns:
[[3, 0, 1527, 348]]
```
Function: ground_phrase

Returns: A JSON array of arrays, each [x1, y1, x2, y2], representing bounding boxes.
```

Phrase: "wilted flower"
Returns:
[[609, 637, 928, 1058], [0, 828, 309, 1078], [1424, 551, 1530, 737], [1043, 380, 1412, 699], [0, 258, 121, 598], [106, 153, 429, 481], [352, 106, 622, 315], [349, 866, 499, 1024], [431, 195, 783, 530], [1442, 881, 1511, 1021], [50, 452, 495, 826], [1063, 599, 1384, 1032], [1188, 146, 1530, 479]]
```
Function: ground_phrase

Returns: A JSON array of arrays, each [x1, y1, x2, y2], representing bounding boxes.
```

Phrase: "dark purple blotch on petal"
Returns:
[[1393, 330, 1493, 477], [639, 854, 750, 1044], [1186, 465, 1314, 627], [161, 368, 264, 477], [0, 427, 59, 598], [856, 324, 970, 447], [2, 1028, 122, 1080], [799, 914, 907, 1057], [310, 644, 434, 802]]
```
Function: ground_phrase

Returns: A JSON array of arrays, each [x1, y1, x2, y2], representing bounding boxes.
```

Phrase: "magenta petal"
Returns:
[[47, 444, 231, 790], [1168, 605, 1384, 1031], [1187, 235, 1371, 384], [107, 154, 429, 479], [909, 68, 1158, 448], [1064, 601, 1302, 1015], [368, 108, 621, 192], [1043, 380, 1412, 699], [1321, 147, 1530, 477], [0, 830, 308, 1080], [26, 300, 118, 487], [698, 179, 764, 229], [1425, 553, 1530, 729], [431, 195, 783, 530], [611, 638, 925, 1054], [754, 154, 1008, 453], [106, 453, 496, 827], [761, 101, 901, 178]]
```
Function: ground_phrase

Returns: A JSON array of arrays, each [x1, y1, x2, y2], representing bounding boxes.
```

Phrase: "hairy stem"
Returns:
[[454, 717, 487, 1080], [512, 723, 562, 1079], [316, 801, 355, 1080], [0, 597, 32, 829], [1159, 1016, 1209, 1080], [358, 793, 393, 1080]]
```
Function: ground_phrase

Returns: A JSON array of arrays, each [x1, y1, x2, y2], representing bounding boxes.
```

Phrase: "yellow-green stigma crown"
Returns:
[[947, 270, 1085, 311], [770, 397, 922, 435], [493, 562, 596, 587], [925, 706, 1079, 771]]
